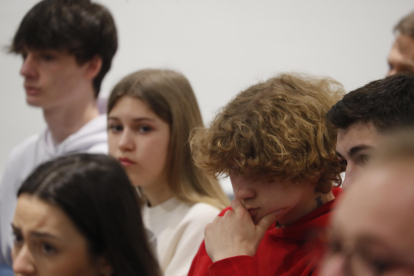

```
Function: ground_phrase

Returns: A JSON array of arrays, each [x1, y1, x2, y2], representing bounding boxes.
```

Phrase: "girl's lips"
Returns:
[[118, 157, 136, 167]]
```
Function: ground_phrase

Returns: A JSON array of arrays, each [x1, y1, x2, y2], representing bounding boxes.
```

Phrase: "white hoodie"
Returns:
[[0, 114, 108, 265]]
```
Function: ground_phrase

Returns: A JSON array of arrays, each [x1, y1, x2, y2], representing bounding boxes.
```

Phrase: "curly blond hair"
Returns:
[[190, 73, 345, 193]]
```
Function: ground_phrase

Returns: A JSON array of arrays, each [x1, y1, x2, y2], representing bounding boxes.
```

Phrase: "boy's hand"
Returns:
[[204, 199, 281, 262]]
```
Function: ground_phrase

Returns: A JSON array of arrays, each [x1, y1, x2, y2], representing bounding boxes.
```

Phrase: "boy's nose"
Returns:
[[230, 174, 256, 200], [20, 54, 38, 80]]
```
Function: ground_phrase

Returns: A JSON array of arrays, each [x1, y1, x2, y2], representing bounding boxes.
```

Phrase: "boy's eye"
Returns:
[[338, 158, 347, 171], [41, 242, 57, 256], [361, 155, 370, 164], [40, 53, 55, 61], [370, 259, 392, 275]]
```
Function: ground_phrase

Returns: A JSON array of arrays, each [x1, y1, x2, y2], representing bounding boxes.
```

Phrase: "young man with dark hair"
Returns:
[[0, 0, 117, 273], [387, 10, 414, 76], [326, 72, 414, 189], [320, 132, 414, 276]]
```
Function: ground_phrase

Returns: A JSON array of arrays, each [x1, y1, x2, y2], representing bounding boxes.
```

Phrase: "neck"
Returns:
[[279, 186, 335, 227], [141, 179, 174, 207], [43, 96, 99, 144]]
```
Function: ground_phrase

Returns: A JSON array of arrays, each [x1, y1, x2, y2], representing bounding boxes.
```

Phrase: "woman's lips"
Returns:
[[118, 157, 136, 167]]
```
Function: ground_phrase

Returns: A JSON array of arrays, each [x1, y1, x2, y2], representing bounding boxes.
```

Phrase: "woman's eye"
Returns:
[[41, 242, 57, 256]]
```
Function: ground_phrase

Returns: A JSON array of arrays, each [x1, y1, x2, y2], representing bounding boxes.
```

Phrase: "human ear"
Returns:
[[84, 55, 102, 81]]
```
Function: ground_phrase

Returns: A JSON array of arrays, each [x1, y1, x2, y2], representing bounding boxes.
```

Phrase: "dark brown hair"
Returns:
[[9, 0, 118, 97], [327, 73, 414, 133], [18, 154, 160, 276]]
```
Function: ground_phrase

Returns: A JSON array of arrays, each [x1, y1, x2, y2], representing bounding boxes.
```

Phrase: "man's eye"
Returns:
[[41, 242, 57, 256], [13, 233, 23, 246]]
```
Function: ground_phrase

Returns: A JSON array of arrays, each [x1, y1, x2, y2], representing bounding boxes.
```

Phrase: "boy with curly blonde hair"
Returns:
[[188, 73, 345, 276]]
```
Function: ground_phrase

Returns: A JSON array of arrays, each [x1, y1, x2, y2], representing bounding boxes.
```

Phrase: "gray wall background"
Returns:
[[0, 0, 413, 194]]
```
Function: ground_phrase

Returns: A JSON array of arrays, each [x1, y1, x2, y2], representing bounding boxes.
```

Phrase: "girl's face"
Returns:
[[12, 194, 110, 276], [108, 96, 170, 189]]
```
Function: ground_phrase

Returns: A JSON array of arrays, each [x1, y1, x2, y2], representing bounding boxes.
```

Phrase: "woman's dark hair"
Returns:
[[18, 153, 160, 276]]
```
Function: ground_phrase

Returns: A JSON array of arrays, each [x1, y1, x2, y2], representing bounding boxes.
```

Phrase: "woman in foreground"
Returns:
[[11, 153, 160, 276]]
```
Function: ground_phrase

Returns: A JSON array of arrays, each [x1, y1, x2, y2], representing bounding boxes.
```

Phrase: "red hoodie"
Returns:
[[188, 188, 342, 276]]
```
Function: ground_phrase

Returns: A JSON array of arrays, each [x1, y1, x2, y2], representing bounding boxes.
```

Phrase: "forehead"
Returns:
[[109, 96, 155, 118], [14, 194, 76, 236], [336, 121, 381, 152], [395, 34, 414, 60], [389, 34, 414, 65], [334, 164, 414, 253]]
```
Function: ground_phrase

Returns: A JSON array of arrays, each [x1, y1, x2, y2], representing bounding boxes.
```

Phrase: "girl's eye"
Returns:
[[138, 126, 152, 133], [41, 242, 57, 256], [108, 125, 123, 133]]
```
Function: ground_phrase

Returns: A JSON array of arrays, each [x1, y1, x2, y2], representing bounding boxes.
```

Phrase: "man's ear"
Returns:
[[96, 256, 113, 276], [84, 55, 102, 81]]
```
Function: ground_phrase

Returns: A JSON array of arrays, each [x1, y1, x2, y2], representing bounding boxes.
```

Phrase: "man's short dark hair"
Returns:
[[326, 73, 414, 132], [394, 10, 414, 38], [10, 0, 118, 97]]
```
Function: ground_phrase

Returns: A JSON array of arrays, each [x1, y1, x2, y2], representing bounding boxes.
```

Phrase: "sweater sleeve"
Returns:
[[188, 242, 258, 276], [163, 203, 219, 276], [209, 256, 258, 276]]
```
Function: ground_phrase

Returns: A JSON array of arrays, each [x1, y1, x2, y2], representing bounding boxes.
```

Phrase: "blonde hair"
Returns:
[[191, 73, 345, 193], [108, 69, 229, 209]]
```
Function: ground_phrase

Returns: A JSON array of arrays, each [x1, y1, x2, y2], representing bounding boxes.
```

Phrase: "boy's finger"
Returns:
[[256, 210, 283, 235], [230, 199, 249, 215]]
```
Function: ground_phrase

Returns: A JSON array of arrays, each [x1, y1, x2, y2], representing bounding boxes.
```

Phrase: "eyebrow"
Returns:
[[348, 145, 374, 158], [11, 224, 61, 241], [107, 116, 155, 122]]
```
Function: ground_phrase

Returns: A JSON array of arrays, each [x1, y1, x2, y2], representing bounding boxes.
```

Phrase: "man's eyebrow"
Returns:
[[349, 145, 374, 158]]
